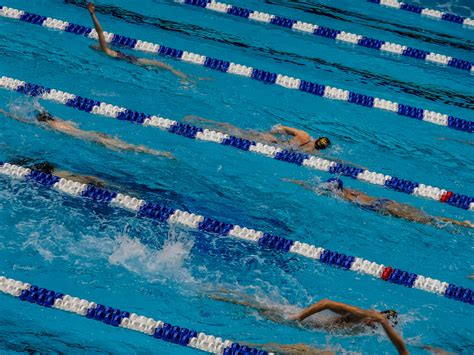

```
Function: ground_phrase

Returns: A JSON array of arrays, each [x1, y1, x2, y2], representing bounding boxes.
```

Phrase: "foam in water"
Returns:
[[7, 96, 43, 123], [108, 227, 196, 284]]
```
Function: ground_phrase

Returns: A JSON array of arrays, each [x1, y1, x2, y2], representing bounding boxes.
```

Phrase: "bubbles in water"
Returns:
[[108, 227, 196, 285], [7, 96, 43, 122]]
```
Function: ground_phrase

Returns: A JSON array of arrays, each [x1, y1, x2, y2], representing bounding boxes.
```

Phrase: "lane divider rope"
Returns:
[[0, 275, 269, 355], [367, 0, 474, 29], [181, 0, 474, 73], [0, 76, 474, 211], [1, 76, 473, 212], [0, 5, 472, 134], [0, 162, 472, 306]]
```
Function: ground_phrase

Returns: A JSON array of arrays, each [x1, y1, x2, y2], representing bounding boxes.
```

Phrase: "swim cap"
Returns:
[[381, 309, 399, 326], [326, 177, 343, 190], [315, 137, 331, 150], [36, 111, 54, 122], [33, 161, 55, 175]]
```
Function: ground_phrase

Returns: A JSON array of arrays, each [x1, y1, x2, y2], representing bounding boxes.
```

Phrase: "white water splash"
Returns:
[[108, 227, 196, 285]]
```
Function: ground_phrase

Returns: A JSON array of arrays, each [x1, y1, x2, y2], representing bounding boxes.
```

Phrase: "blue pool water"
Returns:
[[0, 0, 473, 353]]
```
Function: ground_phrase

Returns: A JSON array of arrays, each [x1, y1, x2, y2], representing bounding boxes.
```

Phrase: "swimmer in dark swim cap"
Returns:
[[285, 177, 473, 229], [210, 292, 407, 354], [0, 108, 173, 158], [36, 111, 55, 122], [87, 3, 191, 84], [183, 116, 332, 153]]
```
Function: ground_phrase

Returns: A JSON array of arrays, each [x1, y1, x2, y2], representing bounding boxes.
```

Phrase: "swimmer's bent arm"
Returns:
[[290, 299, 369, 321], [88, 3, 117, 57], [272, 125, 310, 140]]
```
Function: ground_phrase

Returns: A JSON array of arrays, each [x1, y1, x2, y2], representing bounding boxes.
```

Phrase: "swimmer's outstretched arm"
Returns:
[[88, 3, 117, 57], [0, 108, 31, 124], [282, 178, 313, 191], [435, 217, 473, 229]]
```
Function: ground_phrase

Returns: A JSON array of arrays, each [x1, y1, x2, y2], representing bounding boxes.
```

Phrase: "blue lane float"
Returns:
[[367, 0, 474, 29], [0, 161, 472, 306], [0, 275, 267, 354], [0, 6, 473, 134], [181, 0, 474, 72], [1, 76, 472, 212]]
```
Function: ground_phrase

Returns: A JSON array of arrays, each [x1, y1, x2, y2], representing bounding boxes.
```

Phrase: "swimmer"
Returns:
[[87, 3, 190, 84], [286, 178, 473, 229], [9, 157, 106, 187], [183, 115, 331, 153], [0, 108, 173, 159], [33, 161, 105, 187], [210, 292, 408, 355]]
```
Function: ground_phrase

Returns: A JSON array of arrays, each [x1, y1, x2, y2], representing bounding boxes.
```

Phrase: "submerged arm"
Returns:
[[283, 178, 313, 191], [88, 3, 116, 56], [436, 217, 473, 228]]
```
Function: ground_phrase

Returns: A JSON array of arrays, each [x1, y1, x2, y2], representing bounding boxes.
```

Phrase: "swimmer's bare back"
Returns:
[[87, 3, 191, 84], [48, 118, 173, 158]]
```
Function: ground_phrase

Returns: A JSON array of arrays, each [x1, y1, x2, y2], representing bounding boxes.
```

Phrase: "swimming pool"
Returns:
[[0, 0, 473, 353]]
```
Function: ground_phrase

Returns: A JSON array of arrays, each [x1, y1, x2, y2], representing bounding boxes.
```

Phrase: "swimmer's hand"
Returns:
[[463, 220, 474, 228], [161, 151, 175, 160], [270, 124, 283, 134], [287, 313, 301, 322], [87, 2, 95, 14]]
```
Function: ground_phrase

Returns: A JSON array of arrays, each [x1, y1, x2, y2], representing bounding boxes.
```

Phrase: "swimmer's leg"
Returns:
[[383, 202, 433, 225], [137, 58, 192, 84], [209, 292, 288, 323], [182, 116, 250, 137], [244, 342, 334, 355]]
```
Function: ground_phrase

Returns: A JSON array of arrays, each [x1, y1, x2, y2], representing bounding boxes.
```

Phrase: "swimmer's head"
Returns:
[[315, 137, 331, 150], [326, 177, 343, 191], [381, 310, 399, 326], [36, 111, 54, 123], [32, 161, 55, 175]]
